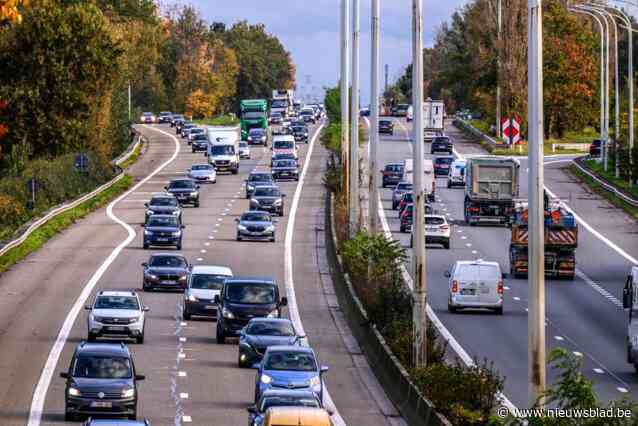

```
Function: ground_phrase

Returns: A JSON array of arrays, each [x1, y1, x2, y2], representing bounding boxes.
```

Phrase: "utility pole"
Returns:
[[349, 0, 360, 236], [128, 82, 132, 122], [385, 64, 389, 94], [412, 0, 427, 368], [603, 11, 610, 172], [369, 0, 380, 233], [528, 0, 546, 406], [340, 0, 350, 220], [496, 0, 502, 140]]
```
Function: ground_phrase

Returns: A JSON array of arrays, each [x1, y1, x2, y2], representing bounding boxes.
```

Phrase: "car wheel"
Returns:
[[238, 353, 248, 368], [443, 240, 450, 249], [279, 209, 284, 217], [136, 332, 145, 344], [236, 233, 242, 242], [400, 226, 406, 233], [628, 345, 634, 364], [64, 411, 77, 422], [447, 181, 451, 188], [392, 202, 398, 210], [87, 333, 97, 342], [143, 243, 149, 249], [183, 309, 191, 320], [195, 201, 200, 208], [216, 327, 226, 344], [270, 235, 276, 243], [493, 307, 504, 316], [128, 411, 137, 421], [142, 283, 151, 292], [176, 243, 182, 250], [232, 168, 239, 175], [191, 149, 195, 153]]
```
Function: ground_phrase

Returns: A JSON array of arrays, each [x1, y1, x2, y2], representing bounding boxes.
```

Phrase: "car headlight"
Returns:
[[147, 210, 154, 215], [266, 225, 275, 232], [309, 376, 321, 389], [68, 387, 81, 397], [172, 210, 180, 215], [250, 198, 259, 205], [248, 136, 253, 141], [261, 136, 266, 142], [260, 374, 272, 385], [146, 274, 158, 280], [238, 224, 247, 231], [188, 294, 198, 302], [172, 231, 181, 237], [92, 315, 105, 323], [129, 316, 140, 323], [273, 200, 282, 206], [122, 388, 135, 398], [190, 191, 198, 196], [247, 185, 254, 191], [222, 307, 235, 319], [178, 275, 187, 282], [266, 309, 279, 318], [144, 230, 152, 236]]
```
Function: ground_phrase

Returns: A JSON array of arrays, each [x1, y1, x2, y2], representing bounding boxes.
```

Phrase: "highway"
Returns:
[[376, 117, 638, 407], [0, 122, 404, 425]]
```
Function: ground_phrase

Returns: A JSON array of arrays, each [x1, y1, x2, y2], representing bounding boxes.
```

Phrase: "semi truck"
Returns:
[[509, 192, 578, 280], [403, 158, 435, 202], [207, 126, 240, 174], [271, 89, 294, 117], [623, 266, 638, 372], [423, 99, 445, 141], [464, 156, 520, 225], [240, 99, 268, 140]]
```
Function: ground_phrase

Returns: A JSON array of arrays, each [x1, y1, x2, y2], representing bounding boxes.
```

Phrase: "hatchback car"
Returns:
[[187, 127, 205, 144], [446, 260, 504, 315], [399, 203, 433, 233], [165, 178, 200, 207], [254, 346, 328, 404], [398, 192, 414, 217], [410, 214, 451, 249], [140, 112, 155, 124], [391, 182, 413, 210], [191, 133, 209, 153], [187, 164, 216, 184], [170, 114, 184, 127], [431, 136, 453, 154], [144, 193, 181, 222], [378, 120, 394, 135], [270, 112, 283, 124], [239, 141, 251, 159], [433, 156, 455, 177], [248, 128, 268, 145], [272, 159, 299, 181], [447, 159, 467, 188], [247, 390, 322, 426], [60, 342, 145, 421], [183, 265, 233, 320], [246, 172, 275, 198], [141, 253, 189, 291], [142, 214, 184, 250], [157, 111, 172, 124], [590, 139, 604, 157], [236, 211, 277, 242], [239, 318, 301, 368], [291, 125, 309, 143], [85, 291, 148, 343], [250, 186, 286, 216], [215, 277, 288, 343], [381, 163, 404, 188]]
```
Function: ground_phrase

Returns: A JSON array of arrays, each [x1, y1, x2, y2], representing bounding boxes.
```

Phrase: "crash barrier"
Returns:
[[573, 158, 638, 208]]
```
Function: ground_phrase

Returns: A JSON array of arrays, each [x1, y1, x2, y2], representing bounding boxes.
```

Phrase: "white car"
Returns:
[[410, 214, 451, 249], [447, 159, 467, 188], [445, 260, 504, 315], [85, 290, 149, 343], [188, 127, 206, 144], [239, 141, 251, 159], [187, 164, 216, 183], [183, 265, 233, 320]]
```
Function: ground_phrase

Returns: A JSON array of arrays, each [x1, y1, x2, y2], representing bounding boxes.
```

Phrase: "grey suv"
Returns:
[[85, 290, 149, 344]]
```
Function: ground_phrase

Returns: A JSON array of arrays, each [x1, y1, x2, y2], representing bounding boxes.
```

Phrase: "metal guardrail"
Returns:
[[453, 118, 500, 146], [572, 159, 638, 207], [0, 129, 144, 258]]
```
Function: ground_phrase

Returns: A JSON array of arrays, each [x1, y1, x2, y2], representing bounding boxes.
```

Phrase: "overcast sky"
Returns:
[[188, 1, 468, 103]]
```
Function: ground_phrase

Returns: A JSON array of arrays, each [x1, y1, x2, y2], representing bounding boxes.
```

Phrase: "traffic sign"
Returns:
[[75, 153, 89, 173], [502, 116, 521, 145]]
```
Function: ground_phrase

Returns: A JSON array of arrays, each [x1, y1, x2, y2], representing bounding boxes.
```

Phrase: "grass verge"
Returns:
[[568, 165, 638, 220], [118, 139, 144, 170], [193, 115, 239, 126], [0, 175, 134, 274], [491, 144, 585, 156], [582, 159, 638, 200]]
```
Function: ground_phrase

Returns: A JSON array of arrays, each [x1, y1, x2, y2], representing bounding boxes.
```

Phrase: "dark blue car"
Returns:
[[238, 318, 302, 368]]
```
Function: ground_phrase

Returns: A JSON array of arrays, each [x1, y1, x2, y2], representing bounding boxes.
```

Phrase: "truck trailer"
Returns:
[[423, 99, 445, 141], [271, 89, 294, 118], [403, 158, 435, 202], [623, 266, 638, 372], [240, 99, 268, 140]]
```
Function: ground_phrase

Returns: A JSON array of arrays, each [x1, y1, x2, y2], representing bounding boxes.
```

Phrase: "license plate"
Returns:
[[161, 280, 175, 285], [490, 205, 499, 209], [157, 238, 169, 242], [426, 227, 438, 231], [204, 305, 216, 310], [250, 232, 263, 236], [460, 289, 475, 295], [91, 401, 112, 408], [107, 326, 125, 331]]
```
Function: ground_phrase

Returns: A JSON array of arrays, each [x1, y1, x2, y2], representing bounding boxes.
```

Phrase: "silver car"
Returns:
[[187, 164, 216, 183], [239, 141, 251, 159], [188, 127, 206, 144], [183, 265, 233, 320], [446, 260, 504, 315], [85, 290, 149, 343], [235, 211, 277, 242]]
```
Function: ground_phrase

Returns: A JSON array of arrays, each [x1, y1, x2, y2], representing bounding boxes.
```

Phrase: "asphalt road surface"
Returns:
[[0, 122, 405, 425], [375, 116, 638, 407]]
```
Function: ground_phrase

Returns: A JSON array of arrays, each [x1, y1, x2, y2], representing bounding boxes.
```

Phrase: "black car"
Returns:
[[269, 112, 283, 124], [142, 215, 184, 250], [245, 172, 275, 198], [170, 114, 184, 127], [157, 111, 172, 124], [249, 186, 286, 216], [144, 193, 181, 222], [433, 156, 454, 177], [60, 342, 145, 421], [165, 178, 200, 207], [300, 113, 315, 124], [215, 277, 288, 344], [248, 128, 268, 146], [378, 120, 394, 135], [590, 139, 603, 157], [247, 390, 322, 426], [270, 152, 297, 168], [431, 136, 453, 154], [271, 159, 299, 181], [175, 120, 190, 134], [291, 125, 309, 143], [191, 133, 208, 153], [238, 318, 300, 368], [381, 163, 404, 188], [141, 253, 189, 291]]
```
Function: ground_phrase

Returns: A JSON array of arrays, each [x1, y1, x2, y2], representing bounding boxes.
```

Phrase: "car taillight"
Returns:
[[497, 281, 504, 294], [470, 207, 480, 213], [440, 224, 449, 230], [451, 280, 458, 293]]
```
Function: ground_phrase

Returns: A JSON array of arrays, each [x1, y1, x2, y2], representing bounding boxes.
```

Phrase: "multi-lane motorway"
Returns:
[[0, 122, 405, 425], [376, 117, 638, 407]]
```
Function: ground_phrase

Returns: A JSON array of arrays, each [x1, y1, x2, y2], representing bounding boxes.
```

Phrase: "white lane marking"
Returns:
[[180, 392, 189, 399], [182, 415, 192, 422], [593, 368, 605, 374], [465, 243, 472, 247], [178, 371, 187, 377], [196, 258, 203, 262], [471, 250, 478, 254], [504, 286, 511, 290], [200, 249, 206, 254], [27, 125, 180, 426], [179, 337, 187, 342], [573, 351, 583, 357], [215, 224, 221, 227], [461, 236, 467, 240], [513, 297, 521, 301], [178, 352, 186, 359], [283, 123, 345, 425], [217, 218, 223, 222], [208, 236, 214, 240], [204, 242, 210, 246], [618, 387, 629, 393], [180, 322, 187, 327], [554, 336, 564, 341], [576, 269, 624, 309]]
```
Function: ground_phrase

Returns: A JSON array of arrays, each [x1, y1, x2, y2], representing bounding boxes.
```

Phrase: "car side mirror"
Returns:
[[143, 306, 150, 312], [502, 273, 508, 279], [214, 295, 220, 304], [247, 406, 257, 415], [141, 262, 148, 267], [84, 305, 92, 310], [320, 365, 329, 374], [181, 225, 185, 229], [196, 185, 200, 189], [60, 372, 69, 379], [282, 194, 286, 198], [144, 202, 148, 207], [234, 218, 240, 223], [135, 374, 146, 381], [164, 186, 168, 190], [140, 223, 145, 228], [444, 271, 451, 278], [280, 297, 288, 307]]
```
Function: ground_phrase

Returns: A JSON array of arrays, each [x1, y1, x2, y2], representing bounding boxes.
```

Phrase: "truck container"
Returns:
[[623, 266, 638, 372], [240, 99, 268, 140], [423, 99, 445, 141], [403, 158, 435, 202], [464, 156, 520, 225], [509, 194, 578, 279], [271, 89, 294, 117], [207, 126, 240, 174]]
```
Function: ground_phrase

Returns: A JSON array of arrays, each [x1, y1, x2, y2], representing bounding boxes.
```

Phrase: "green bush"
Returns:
[[321, 122, 342, 155]]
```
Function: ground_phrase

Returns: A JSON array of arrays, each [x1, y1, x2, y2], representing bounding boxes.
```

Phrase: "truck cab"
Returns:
[[207, 127, 240, 174], [624, 267, 638, 372]]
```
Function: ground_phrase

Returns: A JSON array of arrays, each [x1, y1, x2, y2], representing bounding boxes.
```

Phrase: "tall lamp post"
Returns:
[[349, 0, 360, 236], [340, 0, 350, 220], [369, 0, 380, 233]]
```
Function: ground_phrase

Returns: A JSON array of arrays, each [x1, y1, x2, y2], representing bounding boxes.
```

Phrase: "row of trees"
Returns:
[[0, 0, 294, 173]]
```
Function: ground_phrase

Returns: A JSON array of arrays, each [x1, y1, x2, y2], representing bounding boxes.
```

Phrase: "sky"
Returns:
[[188, 0, 469, 104]]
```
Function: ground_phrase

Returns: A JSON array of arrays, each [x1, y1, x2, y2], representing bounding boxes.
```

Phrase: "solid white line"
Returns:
[[283, 122, 345, 425], [27, 125, 180, 426], [178, 371, 187, 377]]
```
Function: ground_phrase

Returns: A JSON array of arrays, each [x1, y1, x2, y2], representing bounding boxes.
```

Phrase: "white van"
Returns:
[[406, 105, 413, 122], [447, 159, 467, 188], [272, 135, 298, 160], [446, 260, 504, 315], [403, 158, 435, 202]]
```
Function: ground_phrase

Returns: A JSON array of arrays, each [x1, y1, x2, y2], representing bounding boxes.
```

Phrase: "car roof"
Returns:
[[265, 345, 314, 354], [191, 163, 212, 168], [150, 253, 186, 259], [254, 185, 279, 190], [150, 192, 175, 198], [191, 265, 233, 276], [147, 214, 177, 218], [455, 259, 500, 267], [249, 171, 272, 176], [248, 317, 293, 325], [224, 277, 276, 286], [425, 214, 447, 220], [86, 420, 149, 426], [76, 342, 130, 357], [97, 290, 138, 298], [265, 407, 330, 422], [273, 135, 295, 142]]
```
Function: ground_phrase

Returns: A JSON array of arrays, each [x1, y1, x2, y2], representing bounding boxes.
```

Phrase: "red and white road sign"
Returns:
[[502, 116, 521, 145]]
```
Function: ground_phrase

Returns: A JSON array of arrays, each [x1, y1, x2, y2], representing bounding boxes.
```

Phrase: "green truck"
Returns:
[[240, 99, 268, 140]]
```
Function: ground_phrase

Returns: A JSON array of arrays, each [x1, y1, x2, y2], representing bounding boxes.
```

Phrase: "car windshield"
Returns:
[[211, 145, 235, 155], [425, 217, 446, 225], [190, 128, 204, 134], [147, 216, 179, 227], [73, 356, 132, 379], [274, 160, 296, 168], [434, 137, 449, 143], [143, 112, 153, 116], [193, 134, 207, 141], [292, 126, 306, 132], [274, 141, 294, 149], [397, 183, 412, 191], [275, 154, 295, 160], [264, 351, 317, 372], [150, 256, 186, 267], [260, 396, 320, 412], [271, 111, 283, 117], [402, 193, 413, 202], [192, 165, 212, 171], [239, 142, 248, 148], [241, 212, 271, 222], [94, 296, 139, 310], [386, 165, 402, 172], [249, 174, 272, 183], [247, 321, 295, 336], [226, 283, 276, 304], [254, 187, 280, 197], [244, 111, 266, 119], [191, 274, 228, 290], [250, 129, 265, 136], [150, 197, 177, 207], [435, 158, 454, 165], [380, 121, 391, 125], [169, 180, 195, 189], [271, 100, 287, 109]]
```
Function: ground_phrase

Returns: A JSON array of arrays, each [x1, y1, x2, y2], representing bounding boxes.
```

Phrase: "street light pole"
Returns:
[[350, 0, 360, 236], [496, 0, 502, 140], [528, 0, 546, 407], [128, 82, 131, 122], [341, 0, 350, 216], [412, 0, 427, 368], [369, 0, 380, 233]]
